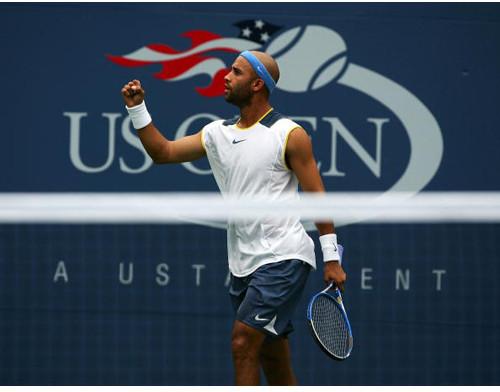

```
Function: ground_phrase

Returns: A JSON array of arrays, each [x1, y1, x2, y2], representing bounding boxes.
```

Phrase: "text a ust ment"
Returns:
[[52, 261, 447, 291]]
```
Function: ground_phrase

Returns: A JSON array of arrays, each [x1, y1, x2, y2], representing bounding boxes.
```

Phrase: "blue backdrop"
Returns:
[[0, 3, 499, 386]]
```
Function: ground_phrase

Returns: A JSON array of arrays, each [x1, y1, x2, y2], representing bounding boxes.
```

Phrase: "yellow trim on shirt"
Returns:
[[235, 108, 274, 131], [282, 126, 300, 171], [200, 128, 207, 152]]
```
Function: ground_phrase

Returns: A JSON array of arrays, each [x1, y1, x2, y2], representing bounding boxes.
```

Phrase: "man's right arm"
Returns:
[[121, 79, 206, 164]]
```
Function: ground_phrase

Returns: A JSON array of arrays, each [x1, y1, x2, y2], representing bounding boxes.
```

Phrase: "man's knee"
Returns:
[[231, 321, 264, 359], [231, 331, 251, 357]]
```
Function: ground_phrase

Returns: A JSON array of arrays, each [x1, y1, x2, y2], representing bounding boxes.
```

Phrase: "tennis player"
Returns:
[[121, 51, 346, 386]]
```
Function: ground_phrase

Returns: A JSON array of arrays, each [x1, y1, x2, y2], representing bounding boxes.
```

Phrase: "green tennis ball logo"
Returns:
[[266, 25, 348, 92]]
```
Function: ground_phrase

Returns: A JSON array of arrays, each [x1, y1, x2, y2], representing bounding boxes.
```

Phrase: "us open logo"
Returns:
[[66, 20, 443, 226]]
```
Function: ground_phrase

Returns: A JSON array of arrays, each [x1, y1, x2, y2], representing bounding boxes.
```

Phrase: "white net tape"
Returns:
[[0, 192, 499, 224]]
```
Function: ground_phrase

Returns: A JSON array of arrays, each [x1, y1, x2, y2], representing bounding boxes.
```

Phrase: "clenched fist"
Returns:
[[121, 79, 145, 108]]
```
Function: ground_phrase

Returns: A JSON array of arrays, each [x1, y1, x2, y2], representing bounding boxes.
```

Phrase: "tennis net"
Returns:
[[0, 192, 499, 385]]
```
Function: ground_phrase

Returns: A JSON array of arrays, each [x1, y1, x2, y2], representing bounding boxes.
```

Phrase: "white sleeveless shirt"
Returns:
[[201, 109, 316, 277]]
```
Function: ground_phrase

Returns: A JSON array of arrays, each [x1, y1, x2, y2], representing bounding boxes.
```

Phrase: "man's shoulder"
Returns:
[[260, 110, 286, 128], [261, 110, 299, 131], [222, 116, 238, 126], [202, 118, 228, 134], [203, 116, 238, 131]]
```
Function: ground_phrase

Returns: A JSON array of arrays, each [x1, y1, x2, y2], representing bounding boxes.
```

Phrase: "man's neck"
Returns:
[[237, 101, 273, 128]]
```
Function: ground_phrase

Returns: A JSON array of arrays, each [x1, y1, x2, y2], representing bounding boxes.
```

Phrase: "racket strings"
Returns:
[[311, 295, 352, 358]]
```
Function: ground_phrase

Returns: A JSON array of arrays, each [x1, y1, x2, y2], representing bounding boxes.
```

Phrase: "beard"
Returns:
[[224, 81, 253, 107]]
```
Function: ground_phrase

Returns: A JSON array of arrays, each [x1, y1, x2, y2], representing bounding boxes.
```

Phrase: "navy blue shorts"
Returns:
[[229, 259, 311, 337]]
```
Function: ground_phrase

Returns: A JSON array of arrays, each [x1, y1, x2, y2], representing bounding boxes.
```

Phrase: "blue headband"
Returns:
[[239, 51, 276, 94]]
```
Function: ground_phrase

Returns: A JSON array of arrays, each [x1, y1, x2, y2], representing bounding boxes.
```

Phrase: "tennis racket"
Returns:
[[307, 244, 353, 360]]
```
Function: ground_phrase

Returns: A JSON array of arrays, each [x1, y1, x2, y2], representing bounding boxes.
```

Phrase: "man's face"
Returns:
[[223, 56, 256, 106]]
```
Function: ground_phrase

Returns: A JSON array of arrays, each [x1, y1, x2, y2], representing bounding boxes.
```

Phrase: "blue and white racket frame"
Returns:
[[306, 283, 353, 360], [306, 244, 353, 360]]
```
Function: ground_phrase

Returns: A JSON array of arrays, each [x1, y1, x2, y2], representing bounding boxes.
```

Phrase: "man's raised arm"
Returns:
[[121, 79, 206, 164]]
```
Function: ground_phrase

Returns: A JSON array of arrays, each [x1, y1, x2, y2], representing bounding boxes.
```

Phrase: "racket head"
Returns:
[[307, 287, 353, 360]]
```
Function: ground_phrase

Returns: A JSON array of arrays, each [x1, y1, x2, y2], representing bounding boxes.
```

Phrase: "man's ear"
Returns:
[[252, 78, 266, 92]]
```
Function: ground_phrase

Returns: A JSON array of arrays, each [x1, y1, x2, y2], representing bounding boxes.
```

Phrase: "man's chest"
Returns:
[[212, 127, 282, 175]]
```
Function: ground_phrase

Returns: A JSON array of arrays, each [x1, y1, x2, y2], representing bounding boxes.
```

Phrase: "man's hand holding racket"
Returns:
[[323, 261, 346, 292]]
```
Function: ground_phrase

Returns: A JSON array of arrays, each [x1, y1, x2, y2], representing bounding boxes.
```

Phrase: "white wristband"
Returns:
[[319, 233, 341, 263], [126, 101, 152, 130]]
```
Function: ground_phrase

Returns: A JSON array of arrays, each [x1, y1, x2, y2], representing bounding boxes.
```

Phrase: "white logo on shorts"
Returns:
[[254, 314, 278, 335], [263, 315, 278, 335], [254, 314, 269, 322]]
